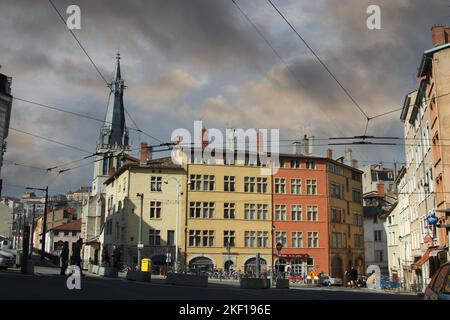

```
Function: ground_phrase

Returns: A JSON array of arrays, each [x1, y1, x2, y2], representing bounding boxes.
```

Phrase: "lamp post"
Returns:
[[276, 242, 283, 280], [136, 193, 144, 271], [26, 186, 48, 262], [226, 241, 231, 273], [164, 177, 181, 273]]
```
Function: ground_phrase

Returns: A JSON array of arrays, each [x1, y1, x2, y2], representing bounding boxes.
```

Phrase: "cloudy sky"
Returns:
[[0, 0, 448, 197]]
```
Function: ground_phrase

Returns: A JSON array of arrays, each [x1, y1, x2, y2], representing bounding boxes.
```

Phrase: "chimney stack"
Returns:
[[326, 148, 333, 159], [140, 142, 151, 165], [345, 149, 353, 167], [256, 132, 265, 153], [431, 24, 449, 47], [292, 141, 302, 155]]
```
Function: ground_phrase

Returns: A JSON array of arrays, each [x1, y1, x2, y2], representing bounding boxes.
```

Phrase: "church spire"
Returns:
[[100, 52, 129, 148]]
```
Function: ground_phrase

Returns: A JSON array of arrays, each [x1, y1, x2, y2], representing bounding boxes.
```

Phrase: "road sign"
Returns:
[[137, 243, 144, 249], [166, 252, 171, 263], [276, 242, 283, 254]]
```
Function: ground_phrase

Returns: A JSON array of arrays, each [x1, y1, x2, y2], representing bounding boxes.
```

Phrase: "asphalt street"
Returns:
[[0, 267, 420, 300]]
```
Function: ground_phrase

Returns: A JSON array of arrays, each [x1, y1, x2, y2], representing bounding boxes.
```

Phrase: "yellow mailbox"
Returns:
[[141, 258, 151, 272]]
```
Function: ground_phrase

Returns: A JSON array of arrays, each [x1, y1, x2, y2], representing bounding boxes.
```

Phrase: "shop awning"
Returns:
[[411, 246, 436, 269]]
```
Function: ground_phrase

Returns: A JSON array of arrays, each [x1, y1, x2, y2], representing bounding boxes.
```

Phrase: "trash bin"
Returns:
[[141, 258, 151, 272]]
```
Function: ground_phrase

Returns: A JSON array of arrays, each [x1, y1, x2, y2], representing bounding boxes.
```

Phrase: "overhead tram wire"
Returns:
[[231, 0, 368, 161], [10, 128, 93, 154], [47, 0, 162, 144], [267, 0, 370, 122]]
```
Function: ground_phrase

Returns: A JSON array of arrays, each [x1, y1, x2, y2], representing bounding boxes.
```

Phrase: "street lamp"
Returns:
[[26, 186, 48, 262], [136, 193, 144, 271], [164, 177, 181, 273], [226, 241, 231, 273], [276, 242, 283, 280]]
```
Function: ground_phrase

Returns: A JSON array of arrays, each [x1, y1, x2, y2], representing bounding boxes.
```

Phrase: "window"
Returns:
[[53, 242, 58, 250], [190, 174, 201, 191], [189, 202, 215, 218], [292, 232, 303, 248], [245, 231, 256, 248], [189, 230, 201, 247], [352, 171, 362, 182], [244, 177, 256, 193], [224, 176, 235, 192], [374, 230, 382, 242], [306, 179, 317, 195], [306, 205, 318, 221], [353, 213, 362, 226], [275, 205, 287, 221], [64, 231, 69, 236], [257, 177, 268, 193], [150, 176, 162, 192], [72, 231, 77, 237], [306, 160, 316, 169], [274, 178, 286, 194], [202, 202, 215, 218], [290, 159, 300, 168], [224, 203, 235, 219], [149, 201, 162, 219], [330, 183, 341, 198], [167, 230, 175, 246], [224, 230, 235, 247], [203, 175, 215, 191], [291, 205, 302, 221], [352, 190, 362, 203], [329, 163, 343, 175], [307, 232, 319, 248], [290, 179, 302, 194], [149, 230, 161, 246], [375, 250, 383, 262], [276, 231, 287, 247], [257, 204, 268, 220], [54, 231, 59, 236], [331, 208, 342, 223], [331, 233, 346, 248], [202, 230, 215, 247], [257, 231, 269, 248], [244, 204, 256, 220]]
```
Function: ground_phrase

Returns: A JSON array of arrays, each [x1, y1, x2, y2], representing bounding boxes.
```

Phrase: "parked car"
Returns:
[[319, 275, 343, 286], [0, 250, 15, 269], [423, 262, 450, 300]]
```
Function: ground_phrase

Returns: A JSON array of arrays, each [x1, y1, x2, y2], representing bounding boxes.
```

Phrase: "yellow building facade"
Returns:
[[183, 161, 273, 274], [103, 159, 186, 271]]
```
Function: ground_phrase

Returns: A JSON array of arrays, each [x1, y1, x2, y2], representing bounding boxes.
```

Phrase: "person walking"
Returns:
[[71, 239, 83, 276], [60, 241, 69, 276], [350, 267, 358, 288]]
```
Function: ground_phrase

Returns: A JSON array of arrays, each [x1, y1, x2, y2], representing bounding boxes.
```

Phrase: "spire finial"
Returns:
[[116, 50, 120, 61]]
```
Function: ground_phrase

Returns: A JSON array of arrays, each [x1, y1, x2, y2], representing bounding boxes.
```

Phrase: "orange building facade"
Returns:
[[272, 153, 364, 279]]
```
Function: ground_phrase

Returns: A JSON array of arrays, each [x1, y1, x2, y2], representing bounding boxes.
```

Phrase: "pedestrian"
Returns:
[[344, 269, 350, 287], [71, 239, 83, 276], [60, 241, 69, 276], [350, 267, 358, 288]]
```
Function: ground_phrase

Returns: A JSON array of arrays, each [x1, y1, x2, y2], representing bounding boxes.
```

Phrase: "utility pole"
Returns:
[[26, 186, 49, 262], [29, 204, 35, 257], [136, 193, 144, 271], [164, 177, 181, 273]]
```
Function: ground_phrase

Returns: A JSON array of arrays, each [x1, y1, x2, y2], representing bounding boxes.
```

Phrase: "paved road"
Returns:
[[0, 267, 420, 300]]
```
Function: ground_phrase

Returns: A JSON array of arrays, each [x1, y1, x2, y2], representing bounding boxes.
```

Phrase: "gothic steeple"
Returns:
[[100, 52, 129, 148]]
